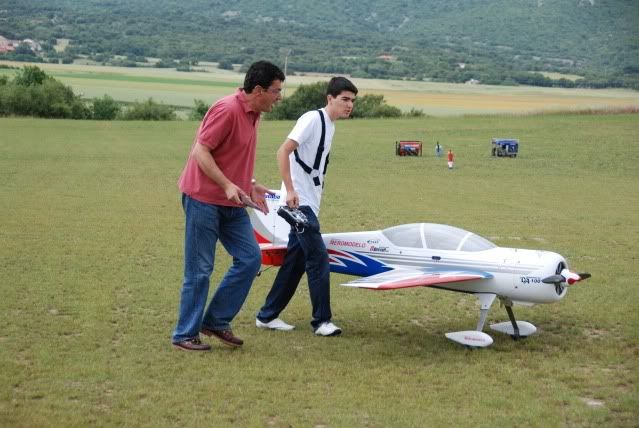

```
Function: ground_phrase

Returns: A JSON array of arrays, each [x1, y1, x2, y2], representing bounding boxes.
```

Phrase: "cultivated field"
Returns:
[[1, 114, 638, 426], [2, 60, 639, 116]]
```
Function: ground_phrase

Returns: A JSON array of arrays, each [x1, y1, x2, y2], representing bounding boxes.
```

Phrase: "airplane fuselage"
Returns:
[[323, 231, 567, 305]]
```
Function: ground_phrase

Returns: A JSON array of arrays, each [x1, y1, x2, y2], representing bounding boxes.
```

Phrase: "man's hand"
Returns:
[[286, 189, 299, 209], [251, 182, 274, 215], [223, 182, 244, 205]]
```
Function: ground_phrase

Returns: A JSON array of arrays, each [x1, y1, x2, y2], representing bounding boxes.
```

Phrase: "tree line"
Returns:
[[0, 66, 177, 120], [0, 66, 421, 121]]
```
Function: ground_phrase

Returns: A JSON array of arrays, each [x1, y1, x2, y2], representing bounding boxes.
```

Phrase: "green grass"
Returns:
[[46, 71, 240, 88], [1, 115, 638, 426]]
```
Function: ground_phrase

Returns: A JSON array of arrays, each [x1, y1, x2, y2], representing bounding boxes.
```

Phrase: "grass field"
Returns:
[[1, 114, 638, 426], [2, 60, 639, 116]]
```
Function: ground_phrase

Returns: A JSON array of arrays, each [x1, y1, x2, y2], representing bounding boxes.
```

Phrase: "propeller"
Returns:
[[541, 274, 564, 285], [542, 266, 591, 294]]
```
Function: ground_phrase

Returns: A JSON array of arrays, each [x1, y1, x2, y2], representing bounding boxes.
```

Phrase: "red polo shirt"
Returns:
[[178, 89, 260, 206]]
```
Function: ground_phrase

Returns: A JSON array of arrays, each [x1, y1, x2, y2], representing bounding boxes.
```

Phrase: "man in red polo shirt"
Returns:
[[172, 61, 285, 351]]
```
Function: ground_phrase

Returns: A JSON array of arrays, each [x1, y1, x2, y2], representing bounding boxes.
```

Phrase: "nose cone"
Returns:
[[560, 269, 590, 285], [541, 266, 591, 286]]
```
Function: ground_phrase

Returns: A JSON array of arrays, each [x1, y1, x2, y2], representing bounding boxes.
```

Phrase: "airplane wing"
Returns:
[[340, 268, 492, 290]]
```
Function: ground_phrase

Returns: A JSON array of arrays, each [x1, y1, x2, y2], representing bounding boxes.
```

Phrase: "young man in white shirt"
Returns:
[[256, 77, 358, 336]]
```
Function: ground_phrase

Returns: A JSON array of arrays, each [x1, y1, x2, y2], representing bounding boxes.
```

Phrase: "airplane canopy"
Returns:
[[381, 223, 496, 251]]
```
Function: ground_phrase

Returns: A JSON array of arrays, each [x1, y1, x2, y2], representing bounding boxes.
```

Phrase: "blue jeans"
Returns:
[[172, 194, 261, 343], [257, 206, 331, 329]]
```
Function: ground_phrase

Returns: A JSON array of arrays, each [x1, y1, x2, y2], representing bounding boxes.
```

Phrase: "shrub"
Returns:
[[189, 99, 209, 121], [404, 108, 426, 118], [0, 67, 91, 119], [218, 60, 234, 70], [121, 98, 176, 120], [154, 59, 174, 68], [267, 81, 327, 120], [350, 94, 402, 118], [14, 66, 48, 86], [92, 95, 121, 120]]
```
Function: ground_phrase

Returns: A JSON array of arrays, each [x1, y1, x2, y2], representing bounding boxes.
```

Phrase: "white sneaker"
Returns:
[[314, 322, 342, 336], [255, 318, 295, 331]]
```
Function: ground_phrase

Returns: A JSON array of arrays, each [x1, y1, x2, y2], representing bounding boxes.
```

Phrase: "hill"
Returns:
[[1, 0, 638, 88]]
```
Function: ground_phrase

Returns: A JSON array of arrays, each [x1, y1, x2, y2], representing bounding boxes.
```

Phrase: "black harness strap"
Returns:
[[312, 110, 325, 170], [322, 153, 330, 175], [293, 109, 327, 187], [293, 150, 312, 174]]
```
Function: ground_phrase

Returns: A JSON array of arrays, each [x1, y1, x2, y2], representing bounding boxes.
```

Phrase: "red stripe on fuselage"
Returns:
[[374, 274, 482, 290], [254, 230, 270, 244]]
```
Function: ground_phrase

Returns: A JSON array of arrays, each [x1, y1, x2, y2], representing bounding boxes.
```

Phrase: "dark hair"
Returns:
[[243, 60, 285, 93], [326, 76, 358, 97]]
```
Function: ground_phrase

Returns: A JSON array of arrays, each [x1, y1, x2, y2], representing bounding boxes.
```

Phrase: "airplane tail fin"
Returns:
[[248, 189, 290, 265]]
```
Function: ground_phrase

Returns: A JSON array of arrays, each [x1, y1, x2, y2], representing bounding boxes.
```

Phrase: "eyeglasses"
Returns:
[[264, 87, 282, 95]]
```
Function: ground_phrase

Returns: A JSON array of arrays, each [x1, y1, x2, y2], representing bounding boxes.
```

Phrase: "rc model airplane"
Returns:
[[249, 191, 590, 348]]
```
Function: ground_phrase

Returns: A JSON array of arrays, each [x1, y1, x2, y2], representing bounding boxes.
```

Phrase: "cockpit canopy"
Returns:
[[381, 223, 496, 251]]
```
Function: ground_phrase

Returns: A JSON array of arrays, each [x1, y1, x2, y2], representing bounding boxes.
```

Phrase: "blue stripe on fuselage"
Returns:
[[329, 252, 393, 277]]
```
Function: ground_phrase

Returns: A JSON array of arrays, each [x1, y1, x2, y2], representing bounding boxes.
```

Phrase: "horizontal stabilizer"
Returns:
[[490, 321, 537, 337], [445, 331, 493, 348], [341, 268, 492, 290], [259, 243, 287, 266]]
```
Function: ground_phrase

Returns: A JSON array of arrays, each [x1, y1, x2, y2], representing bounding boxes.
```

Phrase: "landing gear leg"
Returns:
[[505, 305, 520, 340], [475, 293, 497, 331], [489, 302, 537, 339]]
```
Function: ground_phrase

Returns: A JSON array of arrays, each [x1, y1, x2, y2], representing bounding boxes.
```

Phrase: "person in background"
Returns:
[[172, 60, 285, 352], [447, 148, 454, 169], [255, 77, 358, 337], [435, 141, 442, 157]]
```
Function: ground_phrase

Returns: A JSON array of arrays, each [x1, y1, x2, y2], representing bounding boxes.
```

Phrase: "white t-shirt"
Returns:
[[280, 108, 335, 215]]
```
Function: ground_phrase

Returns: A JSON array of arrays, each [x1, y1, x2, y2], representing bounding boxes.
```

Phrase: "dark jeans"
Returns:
[[172, 194, 261, 343], [257, 206, 331, 329]]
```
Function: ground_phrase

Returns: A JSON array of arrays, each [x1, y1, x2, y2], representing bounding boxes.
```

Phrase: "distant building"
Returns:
[[377, 54, 397, 62], [465, 78, 480, 85], [22, 38, 42, 51], [0, 35, 42, 53], [0, 35, 17, 53]]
